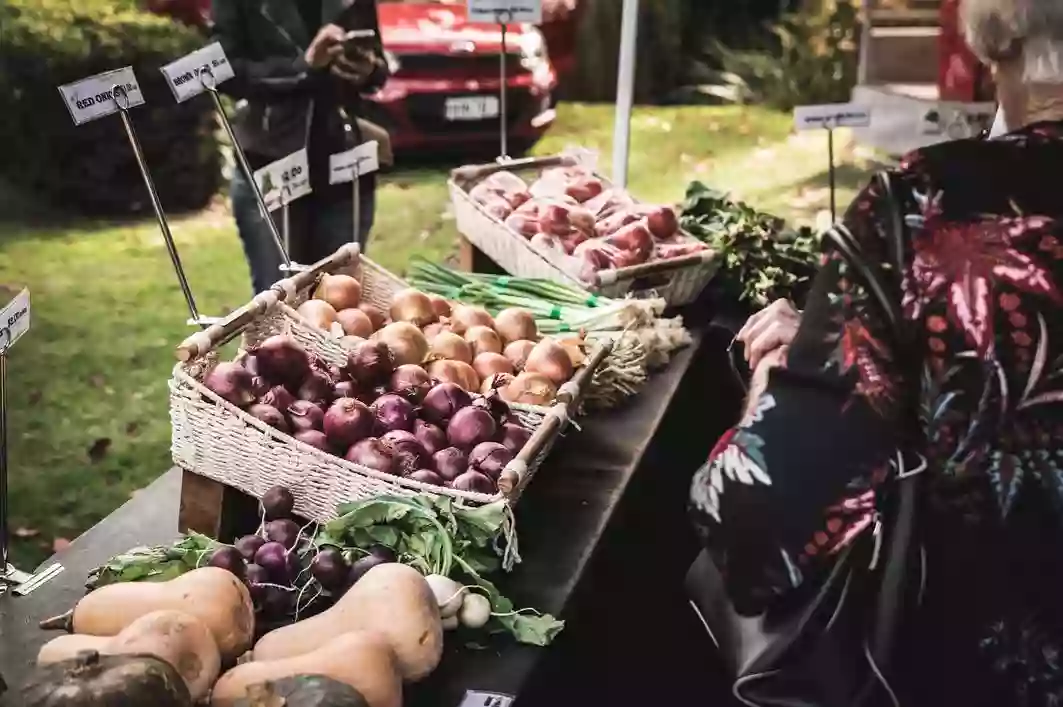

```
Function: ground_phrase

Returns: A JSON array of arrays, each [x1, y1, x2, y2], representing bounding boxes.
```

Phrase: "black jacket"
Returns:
[[211, 0, 388, 178]]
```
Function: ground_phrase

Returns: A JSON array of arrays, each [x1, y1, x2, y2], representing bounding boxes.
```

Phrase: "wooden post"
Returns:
[[178, 471, 258, 542], [457, 237, 507, 275]]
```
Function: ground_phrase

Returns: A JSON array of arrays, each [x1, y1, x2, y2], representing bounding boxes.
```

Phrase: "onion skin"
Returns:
[[454, 360, 480, 392], [501, 371, 558, 406], [297, 369, 334, 407], [473, 352, 514, 382], [333, 380, 358, 399], [428, 331, 472, 364], [423, 322, 449, 340], [204, 362, 257, 407], [464, 325, 503, 358], [247, 403, 290, 433], [253, 335, 312, 390], [524, 338, 575, 386], [260, 385, 296, 413], [503, 340, 536, 371], [494, 308, 538, 344], [335, 308, 375, 338], [323, 397, 374, 448], [449, 305, 494, 335], [287, 399, 325, 432], [428, 295, 452, 319], [358, 303, 386, 331], [390, 288, 438, 328], [481, 372, 514, 396], [426, 359, 478, 392], [346, 340, 395, 388], [376, 321, 429, 366], [422, 382, 472, 424], [389, 364, 432, 403], [315, 273, 362, 311], [297, 299, 338, 331]]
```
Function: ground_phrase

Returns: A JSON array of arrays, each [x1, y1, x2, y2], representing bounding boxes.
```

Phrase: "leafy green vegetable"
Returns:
[[85, 533, 219, 591], [680, 180, 820, 307]]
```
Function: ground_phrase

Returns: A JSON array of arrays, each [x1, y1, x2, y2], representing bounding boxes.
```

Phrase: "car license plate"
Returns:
[[445, 96, 500, 121]]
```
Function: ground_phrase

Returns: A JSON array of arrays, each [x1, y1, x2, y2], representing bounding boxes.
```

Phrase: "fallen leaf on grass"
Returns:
[[89, 374, 106, 388], [14, 527, 39, 539], [52, 538, 71, 552], [125, 422, 139, 436], [87, 438, 111, 462], [27, 390, 41, 405]]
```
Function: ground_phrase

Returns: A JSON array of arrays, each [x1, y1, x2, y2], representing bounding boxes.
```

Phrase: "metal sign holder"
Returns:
[[826, 124, 838, 223], [198, 69, 294, 276], [352, 166, 362, 247], [495, 8, 514, 163]]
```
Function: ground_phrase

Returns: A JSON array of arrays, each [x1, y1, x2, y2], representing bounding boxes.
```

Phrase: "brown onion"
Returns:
[[427, 359, 468, 389], [428, 294, 452, 319], [501, 371, 557, 405], [481, 372, 514, 395], [503, 340, 536, 370], [473, 352, 513, 381], [464, 325, 503, 358], [339, 335, 366, 350], [449, 305, 494, 335], [429, 331, 472, 363], [315, 273, 362, 311], [298, 299, 338, 331], [524, 338, 574, 386], [358, 303, 386, 331], [335, 308, 374, 338], [375, 322, 429, 366], [423, 322, 450, 340], [493, 307, 538, 344], [389, 288, 437, 328]]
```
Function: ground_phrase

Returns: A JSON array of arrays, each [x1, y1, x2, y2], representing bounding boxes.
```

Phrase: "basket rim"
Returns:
[[171, 363, 507, 505]]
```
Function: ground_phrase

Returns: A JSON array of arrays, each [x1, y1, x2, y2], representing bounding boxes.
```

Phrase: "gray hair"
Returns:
[[962, 0, 1063, 82]]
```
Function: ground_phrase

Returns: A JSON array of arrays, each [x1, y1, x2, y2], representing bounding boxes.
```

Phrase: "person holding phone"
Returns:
[[211, 0, 389, 293]]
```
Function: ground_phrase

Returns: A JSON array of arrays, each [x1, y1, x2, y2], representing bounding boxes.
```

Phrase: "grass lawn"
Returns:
[[0, 102, 879, 567]]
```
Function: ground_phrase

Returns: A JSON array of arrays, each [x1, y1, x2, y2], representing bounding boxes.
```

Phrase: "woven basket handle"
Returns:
[[450, 155, 577, 189], [595, 250, 715, 286], [176, 244, 362, 362]]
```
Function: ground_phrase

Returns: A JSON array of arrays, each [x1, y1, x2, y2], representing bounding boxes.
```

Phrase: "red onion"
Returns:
[[382, 430, 428, 475], [421, 382, 472, 424], [481, 390, 512, 425], [408, 469, 444, 486], [371, 393, 416, 433], [324, 398, 374, 448], [500, 423, 531, 455], [447, 405, 497, 450], [287, 399, 324, 432], [390, 364, 432, 403], [250, 376, 270, 398], [253, 335, 311, 389], [345, 438, 396, 475], [469, 441, 513, 481], [413, 419, 447, 456], [243, 354, 260, 376], [347, 340, 395, 387], [247, 403, 290, 433], [204, 362, 257, 407], [260, 385, 295, 413], [432, 447, 468, 482], [298, 369, 334, 407], [294, 429, 331, 452], [451, 470, 495, 494]]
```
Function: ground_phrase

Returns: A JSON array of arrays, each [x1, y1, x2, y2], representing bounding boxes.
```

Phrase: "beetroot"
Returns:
[[204, 362, 256, 407], [432, 447, 468, 482], [253, 335, 311, 390], [421, 382, 471, 424], [451, 470, 495, 494], [323, 398, 374, 448], [500, 422, 531, 455], [298, 369, 334, 407], [247, 403, 289, 433], [345, 438, 397, 475], [287, 399, 324, 432], [413, 419, 447, 456], [390, 364, 432, 403], [371, 393, 416, 433], [294, 429, 331, 452], [260, 385, 296, 413], [408, 469, 444, 486], [347, 340, 394, 387], [447, 405, 497, 450], [469, 441, 513, 481]]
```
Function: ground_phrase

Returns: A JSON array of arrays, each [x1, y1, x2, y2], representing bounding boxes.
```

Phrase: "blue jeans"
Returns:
[[231, 167, 376, 294]]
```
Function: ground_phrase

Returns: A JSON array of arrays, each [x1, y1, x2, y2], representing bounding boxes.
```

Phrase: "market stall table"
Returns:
[[0, 330, 724, 706]]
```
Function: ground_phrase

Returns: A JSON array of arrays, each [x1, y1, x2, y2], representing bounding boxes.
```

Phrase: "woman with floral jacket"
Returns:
[[691, 0, 1063, 704]]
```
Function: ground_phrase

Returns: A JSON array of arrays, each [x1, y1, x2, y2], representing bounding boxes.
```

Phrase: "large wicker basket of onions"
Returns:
[[169, 245, 608, 523]]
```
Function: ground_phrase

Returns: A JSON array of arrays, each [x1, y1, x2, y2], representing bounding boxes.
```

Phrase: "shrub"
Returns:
[[0, 0, 220, 215]]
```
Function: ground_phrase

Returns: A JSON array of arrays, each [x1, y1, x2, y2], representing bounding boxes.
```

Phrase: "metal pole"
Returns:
[[201, 70, 290, 268], [282, 187, 292, 260], [497, 11, 511, 162], [827, 127, 837, 223], [612, 0, 640, 189], [0, 351, 9, 575], [352, 169, 361, 247], [113, 85, 201, 323]]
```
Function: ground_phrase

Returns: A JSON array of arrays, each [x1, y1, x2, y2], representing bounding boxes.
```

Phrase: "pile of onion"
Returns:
[[374, 322, 428, 366], [390, 288, 437, 328], [315, 274, 362, 311]]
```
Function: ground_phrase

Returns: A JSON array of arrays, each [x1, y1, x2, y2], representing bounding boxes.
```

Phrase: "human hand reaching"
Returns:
[[305, 24, 347, 69], [737, 299, 802, 372]]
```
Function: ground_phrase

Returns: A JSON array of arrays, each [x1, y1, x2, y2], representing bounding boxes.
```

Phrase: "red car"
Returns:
[[147, 0, 561, 153]]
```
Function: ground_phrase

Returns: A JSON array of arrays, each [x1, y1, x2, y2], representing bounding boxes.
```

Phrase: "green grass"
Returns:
[[0, 102, 877, 567]]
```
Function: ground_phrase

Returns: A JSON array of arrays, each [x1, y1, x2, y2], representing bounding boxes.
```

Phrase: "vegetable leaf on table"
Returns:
[[85, 533, 218, 591]]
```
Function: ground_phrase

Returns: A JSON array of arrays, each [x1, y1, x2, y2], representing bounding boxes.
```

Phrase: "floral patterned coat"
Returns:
[[690, 121, 1063, 706]]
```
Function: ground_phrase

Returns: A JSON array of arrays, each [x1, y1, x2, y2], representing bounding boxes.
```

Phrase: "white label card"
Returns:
[[458, 691, 514, 707], [329, 141, 380, 185], [467, 0, 542, 24], [58, 67, 144, 126], [920, 102, 996, 138], [793, 103, 872, 131], [0, 289, 31, 352], [254, 149, 312, 212], [160, 42, 234, 103]]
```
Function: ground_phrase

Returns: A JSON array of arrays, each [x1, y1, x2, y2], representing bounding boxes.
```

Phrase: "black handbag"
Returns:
[[686, 172, 925, 707]]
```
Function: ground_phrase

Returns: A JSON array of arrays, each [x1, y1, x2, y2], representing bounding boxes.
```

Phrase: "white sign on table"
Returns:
[[920, 102, 996, 138], [160, 42, 234, 103], [0, 289, 30, 353], [467, 0, 542, 24], [794, 103, 872, 131], [254, 149, 312, 212], [458, 691, 514, 707], [329, 141, 380, 185], [58, 67, 144, 126]]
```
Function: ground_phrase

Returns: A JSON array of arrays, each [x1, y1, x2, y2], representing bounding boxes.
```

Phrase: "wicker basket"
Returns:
[[449, 154, 718, 306], [170, 245, 607, 523]]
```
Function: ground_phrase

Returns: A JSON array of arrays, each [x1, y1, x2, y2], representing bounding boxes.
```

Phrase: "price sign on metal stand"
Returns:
[[254, 149, 312, 272], [466, 0, 541, 161], [59, 68, 208, 327], [0, 288, 64, 602], [793, 102, 872, 223], [330, 141, 380, 248], [458, 690, 515, 707], [160, 44, 291, 293], [920, 102, 995, 139]]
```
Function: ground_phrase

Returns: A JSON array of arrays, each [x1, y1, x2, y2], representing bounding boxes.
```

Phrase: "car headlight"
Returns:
[[518, 28, 548, 70], [383, 50, 401, 75]]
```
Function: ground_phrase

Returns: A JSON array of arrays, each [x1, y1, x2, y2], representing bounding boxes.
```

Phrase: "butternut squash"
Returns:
[[40, 567, 253, 662], [21, 651, 193, 707], [252, 563, 443, 681], [231, 675, 371, 707], [36, 610, 221, 701], [211, 632, 401, 707]]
